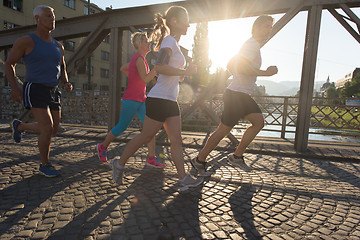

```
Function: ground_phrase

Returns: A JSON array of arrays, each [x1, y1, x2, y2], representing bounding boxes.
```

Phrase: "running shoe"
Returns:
[[178, 174, 204, 192], [190, 157, 212, 177], [96, 143, 108, 162], [146, 156, 165, 168], [39, 163, 60, 177], [228, 154, 252, 172], [11, 119, 22, 143], [110, 158, 125, 184]]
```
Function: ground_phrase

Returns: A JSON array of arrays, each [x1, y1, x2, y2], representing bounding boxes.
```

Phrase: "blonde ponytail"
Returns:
[[149, 13, 169, 51]]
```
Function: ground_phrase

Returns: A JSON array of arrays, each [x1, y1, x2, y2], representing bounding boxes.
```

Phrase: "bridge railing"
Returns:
[[1, 86, 359, 138]]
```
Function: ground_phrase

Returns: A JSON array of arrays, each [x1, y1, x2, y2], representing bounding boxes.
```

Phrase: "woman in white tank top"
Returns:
[[109, 6, 204, 191]]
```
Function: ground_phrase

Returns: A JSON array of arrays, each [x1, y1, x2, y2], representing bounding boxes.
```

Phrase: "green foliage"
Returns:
[[326, 84, 339, 105], [339, 72, 360, 98]]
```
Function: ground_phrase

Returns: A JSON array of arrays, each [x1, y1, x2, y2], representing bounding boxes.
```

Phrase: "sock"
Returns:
[[233, 154, 243, 159], [196, 157, 206, 165], [115, 160, 125, 169], [148, 156, 155, 161]]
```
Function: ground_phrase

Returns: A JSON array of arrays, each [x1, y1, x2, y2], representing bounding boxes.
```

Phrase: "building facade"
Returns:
[[0, 0, 117, 91], [336, 68, 360, 89]]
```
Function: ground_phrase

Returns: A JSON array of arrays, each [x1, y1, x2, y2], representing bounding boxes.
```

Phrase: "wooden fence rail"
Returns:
[[1, 87, 359, 138]]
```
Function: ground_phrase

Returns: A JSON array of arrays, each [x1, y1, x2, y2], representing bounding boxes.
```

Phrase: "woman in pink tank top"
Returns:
[[96, 32, 165, 168]]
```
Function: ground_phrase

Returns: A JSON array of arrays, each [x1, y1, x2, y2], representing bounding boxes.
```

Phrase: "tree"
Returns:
[[192, 21, 211, 87], [326, 83, 339, 105], [340, 72, 360, 98]]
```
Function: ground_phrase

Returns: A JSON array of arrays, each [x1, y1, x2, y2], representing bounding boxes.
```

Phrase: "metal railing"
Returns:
[[1, 86, 359, 138]]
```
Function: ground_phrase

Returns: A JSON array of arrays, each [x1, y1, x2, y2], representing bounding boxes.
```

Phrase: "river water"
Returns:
[[231, 124, 360, 144]]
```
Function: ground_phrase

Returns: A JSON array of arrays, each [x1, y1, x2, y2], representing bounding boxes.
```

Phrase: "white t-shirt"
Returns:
[[227, 37, 261, 95], [147, 35, 186, 101]]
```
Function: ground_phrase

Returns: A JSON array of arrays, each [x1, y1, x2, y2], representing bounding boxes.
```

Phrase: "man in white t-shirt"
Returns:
[[191, 15, 278, 176]]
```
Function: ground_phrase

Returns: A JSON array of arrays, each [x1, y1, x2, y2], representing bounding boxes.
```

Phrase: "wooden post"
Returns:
[[281, 97, 288, 139], [294, 5, 322, 152], [109, 28, 123, 130]]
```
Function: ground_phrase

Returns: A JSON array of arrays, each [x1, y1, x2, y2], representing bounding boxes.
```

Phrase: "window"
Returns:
[[77, 62, 86, 75], [4, 21, 19, 30], [101, 51, 109, 61], [83, 83, 89, 90], [100, 85, 109, 91], [77, 62, 93, 75], [84, 6, 95, 15], [63, 0, 75, 9], [63, 40, 75, 52], [103, 35, 110, 43], [100, 68, 109, 78], [3, 0, 22, 11]]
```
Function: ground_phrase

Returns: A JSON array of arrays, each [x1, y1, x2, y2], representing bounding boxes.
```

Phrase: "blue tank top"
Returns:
[[23, 33, 62, 87]]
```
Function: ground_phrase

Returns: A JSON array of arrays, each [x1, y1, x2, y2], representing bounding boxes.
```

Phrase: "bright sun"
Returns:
[[208, 18, 255, 73]]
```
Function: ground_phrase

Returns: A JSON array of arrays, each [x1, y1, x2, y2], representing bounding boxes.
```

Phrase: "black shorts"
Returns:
[[23, 82, 61, 110], [221, 89, 262, 127], [145, 97, 180, 122]]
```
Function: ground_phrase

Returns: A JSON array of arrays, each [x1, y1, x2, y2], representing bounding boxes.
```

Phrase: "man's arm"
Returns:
[[57, 41, 72, 92], [4, 36, 31, 103], [228, 55, 278, 77]]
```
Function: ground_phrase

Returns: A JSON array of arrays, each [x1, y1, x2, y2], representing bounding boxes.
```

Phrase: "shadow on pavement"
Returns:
[[229, 183, 262, 240]]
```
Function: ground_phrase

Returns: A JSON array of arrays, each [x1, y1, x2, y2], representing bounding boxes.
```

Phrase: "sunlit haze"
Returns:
[[91, 0, 360, 84]]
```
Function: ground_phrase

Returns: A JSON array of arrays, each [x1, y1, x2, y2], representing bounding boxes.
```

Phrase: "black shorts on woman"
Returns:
[[145, 97, 180, 122], [221, 89, 262, 127]]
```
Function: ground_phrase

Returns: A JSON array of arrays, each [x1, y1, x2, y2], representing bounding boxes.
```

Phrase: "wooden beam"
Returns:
[[328, 7, 360, 43], [109, 28, 124, 130], [295, 5, 322, 152], [66, 17, 110, 76], [263, 2, 304, 46], [340, 3, 360, 29], [2, 0, 360, 50]]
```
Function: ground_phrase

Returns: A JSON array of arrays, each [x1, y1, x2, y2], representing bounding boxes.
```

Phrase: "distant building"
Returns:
[[336, 68, 360, 89], [0, 0, 109, 90], [0, 1, 190, 91], [319, 76, 331, 97]]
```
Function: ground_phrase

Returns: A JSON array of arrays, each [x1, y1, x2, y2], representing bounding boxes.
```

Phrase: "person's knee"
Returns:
[[40, 125, 53, 138], [170, 137, 182, 148], [51, 125, 59, 136], [216, 123, 232, 137], [253, 119, 265, 130], [142, 134, 154, 145]]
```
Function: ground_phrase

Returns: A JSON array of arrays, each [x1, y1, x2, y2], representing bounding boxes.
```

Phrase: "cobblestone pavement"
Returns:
[[0, 132, 360, 239]]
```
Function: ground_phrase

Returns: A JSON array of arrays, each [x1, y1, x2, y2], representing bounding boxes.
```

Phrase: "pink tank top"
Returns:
[[122, 53, 149, 102]]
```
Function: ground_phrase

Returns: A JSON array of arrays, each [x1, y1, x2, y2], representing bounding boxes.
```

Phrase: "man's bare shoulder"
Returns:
[[15, 35, 34, 45]]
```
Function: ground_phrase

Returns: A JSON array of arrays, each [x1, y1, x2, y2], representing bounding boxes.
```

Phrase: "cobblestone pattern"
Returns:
[[0, 132, 360, 239]]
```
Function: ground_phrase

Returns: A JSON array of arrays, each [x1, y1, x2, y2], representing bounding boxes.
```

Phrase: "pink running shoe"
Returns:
[[146, 157, 165, 168], [96, 143, 108, 163]]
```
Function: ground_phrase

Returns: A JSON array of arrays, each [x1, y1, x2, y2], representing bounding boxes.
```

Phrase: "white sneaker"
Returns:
[[228, 155, 252, 172], [190, 157, 212, 177], [110, 158, 126, 184], [178, 174, 204, 192]]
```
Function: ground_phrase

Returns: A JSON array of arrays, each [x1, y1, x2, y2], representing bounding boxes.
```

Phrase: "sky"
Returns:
[[91, 0, 360, 84]]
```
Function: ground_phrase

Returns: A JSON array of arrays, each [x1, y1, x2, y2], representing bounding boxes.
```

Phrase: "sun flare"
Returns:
[[208, 18, 255, 73]]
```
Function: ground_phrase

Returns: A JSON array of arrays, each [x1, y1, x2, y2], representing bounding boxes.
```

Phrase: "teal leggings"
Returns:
[[111, 99, 146, 137]]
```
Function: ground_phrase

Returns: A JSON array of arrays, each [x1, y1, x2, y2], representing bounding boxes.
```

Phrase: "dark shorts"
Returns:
[[23, 82, 61, 110], [145, 97, 180, 122], [221, 89, 262, 127]]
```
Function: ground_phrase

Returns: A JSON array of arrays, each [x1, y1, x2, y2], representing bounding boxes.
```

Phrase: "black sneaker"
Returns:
[[228, 155, 252, 172], [190, 157, 212, 177], [11, 119, 22, 143]]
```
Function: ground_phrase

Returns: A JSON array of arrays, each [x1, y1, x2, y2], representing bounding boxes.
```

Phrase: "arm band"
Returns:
[[155, 48, 171, 65]]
